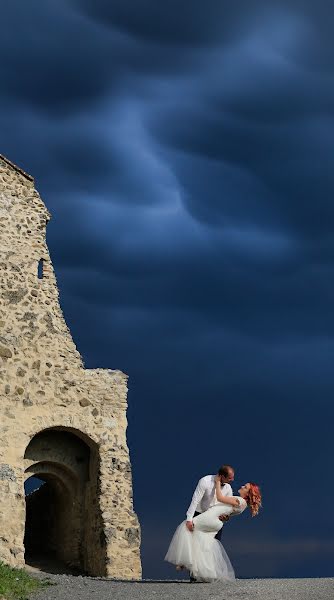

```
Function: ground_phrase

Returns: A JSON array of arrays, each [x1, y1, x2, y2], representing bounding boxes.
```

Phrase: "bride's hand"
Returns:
[[214, 475, 221, 485], [230, 498, 240, 507]]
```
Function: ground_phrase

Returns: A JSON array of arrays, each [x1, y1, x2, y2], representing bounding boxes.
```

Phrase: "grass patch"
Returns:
[[0, 561, 50, 600]]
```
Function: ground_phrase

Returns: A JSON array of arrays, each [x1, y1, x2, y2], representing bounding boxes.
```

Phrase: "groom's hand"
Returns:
[[186, 520, 194, 532], [219, 515, 229, 522]]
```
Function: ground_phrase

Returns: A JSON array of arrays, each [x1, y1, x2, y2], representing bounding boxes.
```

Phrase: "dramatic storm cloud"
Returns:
[[1, 0, 334, 577]]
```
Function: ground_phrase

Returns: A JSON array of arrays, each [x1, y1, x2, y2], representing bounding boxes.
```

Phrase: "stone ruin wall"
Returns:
[[0, 154, 141, 578]]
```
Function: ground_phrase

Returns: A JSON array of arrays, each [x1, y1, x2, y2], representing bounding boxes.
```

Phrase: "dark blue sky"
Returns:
[[2, 0, 334, 579]]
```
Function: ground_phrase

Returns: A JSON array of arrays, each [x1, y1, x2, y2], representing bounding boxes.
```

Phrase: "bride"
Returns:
[[165, 477, 262, 582]]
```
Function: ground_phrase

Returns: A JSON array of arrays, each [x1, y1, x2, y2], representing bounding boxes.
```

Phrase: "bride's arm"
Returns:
[[215, 476, 240, 507]]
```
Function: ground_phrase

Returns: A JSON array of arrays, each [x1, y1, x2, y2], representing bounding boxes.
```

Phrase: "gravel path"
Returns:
[[31, 573, 334, 600]]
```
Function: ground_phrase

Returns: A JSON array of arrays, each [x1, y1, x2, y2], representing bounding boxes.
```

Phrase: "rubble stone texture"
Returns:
[[0, 154, 142, 579]]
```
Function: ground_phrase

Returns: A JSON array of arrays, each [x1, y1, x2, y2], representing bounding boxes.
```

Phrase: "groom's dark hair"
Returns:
[[218, 465, 234, 478]]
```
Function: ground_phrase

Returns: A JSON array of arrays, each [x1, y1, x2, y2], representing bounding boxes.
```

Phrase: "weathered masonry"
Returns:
[[0, 154, 141, 578]]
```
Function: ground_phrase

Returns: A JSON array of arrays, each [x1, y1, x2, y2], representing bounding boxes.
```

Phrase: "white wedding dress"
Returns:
[[165, 497, 247, 582]]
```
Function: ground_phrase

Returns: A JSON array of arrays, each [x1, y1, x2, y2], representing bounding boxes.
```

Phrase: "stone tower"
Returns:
[[0, 154, 141, 578]]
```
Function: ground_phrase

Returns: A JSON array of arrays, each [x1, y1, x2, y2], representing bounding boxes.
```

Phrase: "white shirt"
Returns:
[[186, 474, 233, 521]]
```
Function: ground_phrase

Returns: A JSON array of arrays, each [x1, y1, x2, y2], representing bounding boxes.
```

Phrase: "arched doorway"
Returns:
[[24, 427, 106, 575]]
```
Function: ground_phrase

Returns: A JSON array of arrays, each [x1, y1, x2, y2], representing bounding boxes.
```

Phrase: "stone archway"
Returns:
[[24, 427, 107, 576]]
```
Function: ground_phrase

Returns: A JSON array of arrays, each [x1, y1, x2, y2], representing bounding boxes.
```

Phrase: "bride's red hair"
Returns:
[[246, 483, 262, 517]]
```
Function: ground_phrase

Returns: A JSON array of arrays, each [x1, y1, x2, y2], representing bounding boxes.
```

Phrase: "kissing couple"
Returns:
[[165, 464, 262, 582]]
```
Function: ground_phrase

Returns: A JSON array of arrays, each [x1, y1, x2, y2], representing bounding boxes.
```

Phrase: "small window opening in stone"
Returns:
[[37, 259, 44, 279]]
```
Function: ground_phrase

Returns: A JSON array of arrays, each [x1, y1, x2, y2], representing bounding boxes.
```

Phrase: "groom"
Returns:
[[186, 464, 235, 538]]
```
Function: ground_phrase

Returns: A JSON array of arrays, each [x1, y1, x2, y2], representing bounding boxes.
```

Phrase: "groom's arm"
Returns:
[[218, 483, 233, 523], [222, 483, 233, 497], [185, 477, 206, 530]]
